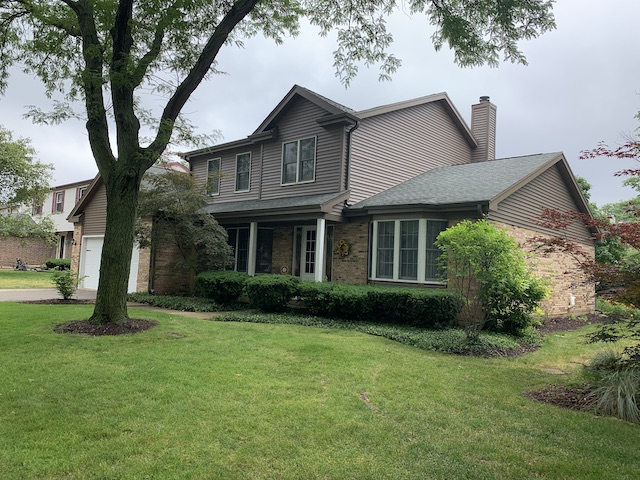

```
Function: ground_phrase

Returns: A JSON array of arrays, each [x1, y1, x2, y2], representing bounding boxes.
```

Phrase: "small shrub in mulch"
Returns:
[[55, 318, 158, 336]]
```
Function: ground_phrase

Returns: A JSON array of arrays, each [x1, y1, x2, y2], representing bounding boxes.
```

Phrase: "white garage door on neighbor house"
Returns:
[[79, 236, 140, 293]]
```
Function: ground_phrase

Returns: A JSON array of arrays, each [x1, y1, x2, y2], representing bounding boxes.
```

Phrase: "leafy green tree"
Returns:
[[436, 219, 547, 338], [0, 1, 556, 325], [0, 125, 55, 242], [136, 169, 233, 282]]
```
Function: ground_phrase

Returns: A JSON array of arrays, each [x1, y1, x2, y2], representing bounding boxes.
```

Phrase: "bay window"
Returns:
[[371, 219, 447, 283]]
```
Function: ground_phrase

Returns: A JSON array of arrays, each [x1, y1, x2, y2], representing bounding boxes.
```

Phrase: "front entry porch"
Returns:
[[224, 218, 334, 282]]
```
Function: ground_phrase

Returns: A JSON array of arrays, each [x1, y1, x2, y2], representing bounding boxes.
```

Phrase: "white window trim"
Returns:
[[207, 158, 221, 196], [234, 152, 251, 193], [280, 136, 317, 185], [370, 218, 447, 284]]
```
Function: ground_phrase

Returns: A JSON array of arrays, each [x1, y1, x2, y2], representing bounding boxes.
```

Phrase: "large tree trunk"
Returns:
[[89, 170, 142, 325]]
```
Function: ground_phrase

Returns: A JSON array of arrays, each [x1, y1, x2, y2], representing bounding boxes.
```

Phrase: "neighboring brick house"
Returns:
[[183, 85, 595, 316], [69, 86, 595, 316], [0, 178, 92, 268]]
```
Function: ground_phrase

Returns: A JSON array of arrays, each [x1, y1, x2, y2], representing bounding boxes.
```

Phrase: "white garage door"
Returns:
[[79, 236, 140, 293]]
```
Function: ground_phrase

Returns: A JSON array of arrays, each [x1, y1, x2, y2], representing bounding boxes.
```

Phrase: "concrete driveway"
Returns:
[[0, 288, 97, 302]]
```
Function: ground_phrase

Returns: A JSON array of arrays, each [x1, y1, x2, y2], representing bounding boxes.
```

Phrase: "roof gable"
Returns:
[[253, 85, 356, 134]]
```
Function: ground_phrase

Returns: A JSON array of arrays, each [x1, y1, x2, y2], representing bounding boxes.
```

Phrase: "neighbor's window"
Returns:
[[282, 137, 316, 184], [75, 186, 87, 203], [33, 203, 43, 215], [371, 219, 447, 283], [207, 158, 221, 196], [53, 191, 64, 213], [235, 153, 251, 192]]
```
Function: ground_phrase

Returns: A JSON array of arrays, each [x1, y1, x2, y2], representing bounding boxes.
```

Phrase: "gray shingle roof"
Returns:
[[203, 191, 348, 215], [349, 153, 561, 210]]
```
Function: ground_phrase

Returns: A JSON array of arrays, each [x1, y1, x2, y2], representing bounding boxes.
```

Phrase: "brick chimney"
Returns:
[[470, 96, 497, 162]]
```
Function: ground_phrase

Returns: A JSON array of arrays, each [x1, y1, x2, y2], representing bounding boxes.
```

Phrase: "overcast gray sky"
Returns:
[[1, 0, 639, 207]]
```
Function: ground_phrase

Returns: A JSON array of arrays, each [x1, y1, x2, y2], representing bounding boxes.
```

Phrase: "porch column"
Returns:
[[248, 221, 257, 276], [314, 218, 326, 282]]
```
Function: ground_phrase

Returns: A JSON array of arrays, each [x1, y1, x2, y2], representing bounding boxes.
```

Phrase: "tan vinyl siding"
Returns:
[[260, 97, 344, 200], [349, 101, 472, 204], [491, 165, 593, 243], [190, 146, 261, 202], [83, 183, 108, 235]]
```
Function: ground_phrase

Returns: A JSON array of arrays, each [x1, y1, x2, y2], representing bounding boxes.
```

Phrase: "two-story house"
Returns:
[[70, 85, 595, 316], [0, 178, 92, 268]]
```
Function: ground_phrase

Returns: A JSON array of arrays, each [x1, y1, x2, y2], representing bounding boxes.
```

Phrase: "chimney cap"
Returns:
[[479, 96, 490, 102]]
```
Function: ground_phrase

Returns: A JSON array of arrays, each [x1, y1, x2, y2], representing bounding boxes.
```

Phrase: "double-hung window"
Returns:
[[282, 137, 316, 184], [371, 219, 447, 283], [207, 158, 221, 196], [53, 191, 64, 213], [235, 153, 251, 192]]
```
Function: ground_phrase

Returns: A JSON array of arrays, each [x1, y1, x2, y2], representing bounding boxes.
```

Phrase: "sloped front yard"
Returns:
[[1, 303, 638, 479]]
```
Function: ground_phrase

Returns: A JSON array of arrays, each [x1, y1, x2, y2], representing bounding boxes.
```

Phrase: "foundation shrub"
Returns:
[[367, 288, 463, 327], [300, 283, 371, 320], [194, 270, 248, 305], [300, 282, 463, 327], [246, 275, 300, 312]]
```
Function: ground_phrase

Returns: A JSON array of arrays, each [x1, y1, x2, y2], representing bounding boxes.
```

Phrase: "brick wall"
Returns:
[[0, 237, 57, 268], [332, 221, 369, 284], [151, 239, 193, 295], [70, 223, 83, 276], [493, 221, 596, 316], [271, 226, 294, 275]]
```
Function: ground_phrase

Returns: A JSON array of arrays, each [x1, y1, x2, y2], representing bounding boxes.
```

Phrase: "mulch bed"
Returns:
[[22, 299, 94, 305], [525, 384, 595, 412], [54, 318, 158, 336], [537, 313, 603, 335], [524, 313, 606, 415]]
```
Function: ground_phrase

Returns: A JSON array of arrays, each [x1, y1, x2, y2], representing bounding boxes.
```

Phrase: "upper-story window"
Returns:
[[53, 191, 64, 213], [75, 186, 87, 203], [282, 137, 316, 185], [370, 219, 448, 283], [235, 153, 251, 192], [207, 158, 221, 196], [32, 203, 43, 216]]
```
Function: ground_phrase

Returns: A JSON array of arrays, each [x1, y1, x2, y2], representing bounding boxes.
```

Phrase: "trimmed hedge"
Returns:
[[299, 282, 463, 328], [45, 258, 71, 270], [245, 275, 301, 312], [195, 270, 248, 305]]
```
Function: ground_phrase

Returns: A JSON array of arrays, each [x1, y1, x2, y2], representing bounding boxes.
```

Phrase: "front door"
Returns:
[[300, 226, 316, 281]]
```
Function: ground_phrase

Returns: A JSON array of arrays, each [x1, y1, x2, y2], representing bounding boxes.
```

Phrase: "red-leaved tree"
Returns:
[[532, 139, 640, 366]]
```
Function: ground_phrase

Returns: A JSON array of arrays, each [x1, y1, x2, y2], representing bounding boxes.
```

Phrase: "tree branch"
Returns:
[[68, 0, 115, 179], [145, 0, 260, 161]]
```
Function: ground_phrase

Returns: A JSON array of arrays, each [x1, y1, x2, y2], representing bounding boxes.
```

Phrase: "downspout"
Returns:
[[344, 121, 360, 193]]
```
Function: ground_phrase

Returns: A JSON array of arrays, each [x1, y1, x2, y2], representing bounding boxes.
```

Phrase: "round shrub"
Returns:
[[246, 275, 300, 312], [194, 270, 248, 305], [45, 258, 71, 270]]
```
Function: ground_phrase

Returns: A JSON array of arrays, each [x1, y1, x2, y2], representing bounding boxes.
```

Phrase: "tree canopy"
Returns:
[[0, 125, 52, 210], [0, 0, 557, 325], [0, 125, 55, 242]]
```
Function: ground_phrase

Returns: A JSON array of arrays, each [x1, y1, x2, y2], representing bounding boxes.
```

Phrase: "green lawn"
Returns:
[[1, 303, 638, 479], [0, 269, 55, 289]]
